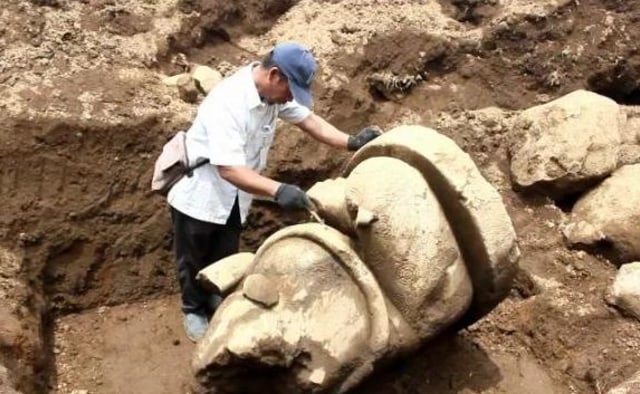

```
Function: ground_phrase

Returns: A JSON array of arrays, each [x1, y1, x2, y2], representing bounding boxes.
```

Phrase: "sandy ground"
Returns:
[[52, 296, 566, 394], [53, 296, 194, 394]]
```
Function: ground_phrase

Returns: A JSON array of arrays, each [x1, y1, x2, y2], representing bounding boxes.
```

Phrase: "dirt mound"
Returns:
[[1, 0, 640, 393]]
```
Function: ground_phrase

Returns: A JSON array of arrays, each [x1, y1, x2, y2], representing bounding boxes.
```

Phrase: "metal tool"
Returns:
[[307, 208, 324, 224], [253, 196, 324, 224]]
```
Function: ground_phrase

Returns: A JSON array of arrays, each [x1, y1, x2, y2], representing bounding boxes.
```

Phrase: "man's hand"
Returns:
[[275, 183, 311, 210], [347, 126, 383, 151]]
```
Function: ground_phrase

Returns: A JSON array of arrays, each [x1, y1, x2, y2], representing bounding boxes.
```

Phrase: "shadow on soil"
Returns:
[[355, 333, 501, 394]]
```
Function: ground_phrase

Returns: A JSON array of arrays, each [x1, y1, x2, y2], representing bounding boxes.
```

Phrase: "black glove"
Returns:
[[347, 125, 383, 151], [275, 183, 311, 210]]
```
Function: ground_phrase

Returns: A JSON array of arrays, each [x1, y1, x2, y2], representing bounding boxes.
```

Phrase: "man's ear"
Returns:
[[267, 67, 281, 82]]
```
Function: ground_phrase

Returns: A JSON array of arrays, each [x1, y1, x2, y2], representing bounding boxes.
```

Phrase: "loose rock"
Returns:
[[191, 65, 223, 94], [606, 262, 640, 320], [563, 164, 640, 263], [509, 90, 626, 197], [162, 73, 191, 87]]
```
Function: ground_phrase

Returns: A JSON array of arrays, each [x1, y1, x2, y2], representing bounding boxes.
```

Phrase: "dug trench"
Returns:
[[1, 0, 640, 393]]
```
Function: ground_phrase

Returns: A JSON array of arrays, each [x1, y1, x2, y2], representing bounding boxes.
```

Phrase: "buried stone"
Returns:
[[607, 369, 640, 394], [194, 125, 520, 393]]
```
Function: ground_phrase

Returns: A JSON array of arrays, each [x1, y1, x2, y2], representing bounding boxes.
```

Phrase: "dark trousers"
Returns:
[[170, 199, 241, 314]]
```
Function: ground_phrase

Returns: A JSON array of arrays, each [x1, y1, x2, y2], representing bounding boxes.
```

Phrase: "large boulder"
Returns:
[[192, 126, 519, 393], [562, 164, 640, 263], [619, 107, 640, 166], [606, 262, 640, 320], [509, 90, 626, 197]]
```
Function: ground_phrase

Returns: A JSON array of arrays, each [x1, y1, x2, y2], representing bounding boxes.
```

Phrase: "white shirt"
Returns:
[[167, 63, 311, 224]]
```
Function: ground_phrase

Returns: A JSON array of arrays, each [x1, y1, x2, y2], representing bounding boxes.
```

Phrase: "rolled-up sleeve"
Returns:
[[278, 100, 311, 124], [198, 98, 246, 166]]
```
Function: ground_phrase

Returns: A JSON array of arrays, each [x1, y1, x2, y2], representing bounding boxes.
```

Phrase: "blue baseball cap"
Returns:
[[271, 42, 317, 108]]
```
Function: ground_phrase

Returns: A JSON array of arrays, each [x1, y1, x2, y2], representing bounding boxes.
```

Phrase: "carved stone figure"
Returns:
[[193, 125, 520, 393]]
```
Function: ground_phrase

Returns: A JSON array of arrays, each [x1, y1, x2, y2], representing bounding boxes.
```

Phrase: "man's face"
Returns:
[[263, 67, 293, 105]]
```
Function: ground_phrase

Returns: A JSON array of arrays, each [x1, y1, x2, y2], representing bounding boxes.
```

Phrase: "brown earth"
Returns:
[[1, 0, 640, 393]]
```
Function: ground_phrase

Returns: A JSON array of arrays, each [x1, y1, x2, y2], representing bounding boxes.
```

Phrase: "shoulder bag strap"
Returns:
[[183, 132, 210, 177]]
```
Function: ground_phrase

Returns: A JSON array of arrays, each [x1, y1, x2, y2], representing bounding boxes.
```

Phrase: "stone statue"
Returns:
[[192, 125, 520, 393]]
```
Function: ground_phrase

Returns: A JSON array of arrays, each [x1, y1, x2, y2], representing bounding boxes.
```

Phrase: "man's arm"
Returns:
[[218, 165, 280, 198], [295, 113, 383, 151], [294, 113, 349, 149], [218, 165, 310, 209], [199, 95, 310, 209]]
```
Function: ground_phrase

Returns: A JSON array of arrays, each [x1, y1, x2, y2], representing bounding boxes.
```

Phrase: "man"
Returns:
[[167, 41, 381, 342]]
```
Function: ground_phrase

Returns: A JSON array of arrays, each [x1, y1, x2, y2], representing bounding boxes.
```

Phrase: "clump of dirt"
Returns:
[[97, 8, 153, 37], [164, 0, 299, 65], [588, 60, 640, 104], [1, 0, 640, 393], [440, 0, 501, 25], [29, 0, 60, 6]]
